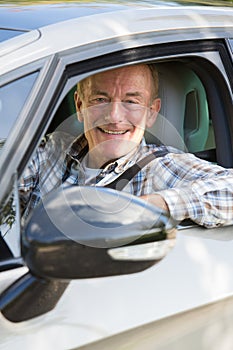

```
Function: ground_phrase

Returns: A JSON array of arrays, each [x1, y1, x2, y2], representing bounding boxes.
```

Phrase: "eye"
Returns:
[[125, 99, 138, 104], [97, 97, 107, 103], [91, 97, 109, 105], [123, 100, 144, 112]]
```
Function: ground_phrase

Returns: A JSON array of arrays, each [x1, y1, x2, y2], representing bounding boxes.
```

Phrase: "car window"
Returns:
[[0, 72, 38, 149], [0, 73, 39, 260]]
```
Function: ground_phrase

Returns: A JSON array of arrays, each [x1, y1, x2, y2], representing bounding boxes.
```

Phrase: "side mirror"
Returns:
[[0, 186, 177, 322], [22, 186, 177, 279]]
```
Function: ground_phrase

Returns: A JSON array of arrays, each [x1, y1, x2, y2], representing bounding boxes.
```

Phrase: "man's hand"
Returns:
[[140, 194, 169, 213]]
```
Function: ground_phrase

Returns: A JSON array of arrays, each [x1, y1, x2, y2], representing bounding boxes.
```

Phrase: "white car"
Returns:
[[0, 1, 233, 349]]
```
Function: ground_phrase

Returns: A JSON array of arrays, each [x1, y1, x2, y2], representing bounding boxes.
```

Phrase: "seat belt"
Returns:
[[104, 149, 168, 191]]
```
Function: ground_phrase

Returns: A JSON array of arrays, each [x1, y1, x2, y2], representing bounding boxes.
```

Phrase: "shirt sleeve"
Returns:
[[157, 153, 233, 228], [18, 148, 41, 218], [18, 132, 74, 218]]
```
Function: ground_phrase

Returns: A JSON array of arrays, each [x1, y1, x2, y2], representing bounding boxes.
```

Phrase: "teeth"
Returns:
[[100, 128, 127, 135]]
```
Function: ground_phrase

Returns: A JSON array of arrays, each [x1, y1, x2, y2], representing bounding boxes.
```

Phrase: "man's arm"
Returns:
[[141, 194, 169, 212], [141, 153, 233, 228]]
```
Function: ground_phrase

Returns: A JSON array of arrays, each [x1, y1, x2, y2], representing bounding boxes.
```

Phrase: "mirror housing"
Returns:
[[22, 186, 177, 280]]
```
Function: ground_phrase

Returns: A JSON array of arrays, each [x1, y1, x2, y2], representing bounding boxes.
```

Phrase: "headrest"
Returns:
[[146, 62, 209, 152]]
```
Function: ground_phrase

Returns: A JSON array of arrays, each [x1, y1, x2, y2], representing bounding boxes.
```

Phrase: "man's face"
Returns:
[[75, 65, 161, 168]]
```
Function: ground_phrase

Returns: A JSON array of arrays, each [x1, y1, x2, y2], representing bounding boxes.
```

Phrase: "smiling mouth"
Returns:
[[98, 127, 129, 135]]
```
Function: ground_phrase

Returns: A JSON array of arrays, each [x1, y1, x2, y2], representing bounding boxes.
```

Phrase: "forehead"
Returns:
[[84, 65, 152, 93]]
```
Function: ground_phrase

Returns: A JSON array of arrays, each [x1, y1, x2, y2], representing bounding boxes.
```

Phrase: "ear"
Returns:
[[146, 98, 161, 128], [74, 90, 84, 122]]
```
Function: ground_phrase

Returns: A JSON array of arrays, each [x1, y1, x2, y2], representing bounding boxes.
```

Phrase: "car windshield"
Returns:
[[0, 28, 28, 42]]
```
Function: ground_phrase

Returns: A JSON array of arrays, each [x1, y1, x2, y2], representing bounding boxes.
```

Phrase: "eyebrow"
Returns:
[[93, 90, 142, 97], [125, 92, 144, 98], [93, 91, 109, 96], [92, 91, 144, 98]]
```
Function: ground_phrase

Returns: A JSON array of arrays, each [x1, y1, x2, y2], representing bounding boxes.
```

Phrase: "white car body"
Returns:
[[0, 2, 233, 349]]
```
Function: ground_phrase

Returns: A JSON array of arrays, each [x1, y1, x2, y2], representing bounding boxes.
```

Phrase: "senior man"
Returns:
[[19, 64, 233, 228]]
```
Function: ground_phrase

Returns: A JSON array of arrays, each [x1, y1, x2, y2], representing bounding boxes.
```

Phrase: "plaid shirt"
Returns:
[[19, 132, 233, 228]]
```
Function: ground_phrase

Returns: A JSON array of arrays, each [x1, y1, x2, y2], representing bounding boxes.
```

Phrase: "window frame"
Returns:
[[0, 55, 58, 206]]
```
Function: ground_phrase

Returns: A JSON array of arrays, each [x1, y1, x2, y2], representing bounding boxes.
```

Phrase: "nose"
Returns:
[[105, 102, 125, 123]]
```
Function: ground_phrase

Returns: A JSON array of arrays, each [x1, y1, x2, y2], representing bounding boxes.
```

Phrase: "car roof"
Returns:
[[1, 1, 233, 74], [0, 1, 182, 42], [0, 2, 139, 32], [1, 0, 232, 32]]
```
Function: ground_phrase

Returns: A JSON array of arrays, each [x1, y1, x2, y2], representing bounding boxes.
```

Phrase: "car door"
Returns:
[[0, 12, 233, 350]]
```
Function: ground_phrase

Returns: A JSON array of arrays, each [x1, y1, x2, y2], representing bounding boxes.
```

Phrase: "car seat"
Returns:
[[146, 62, 209, 152]]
